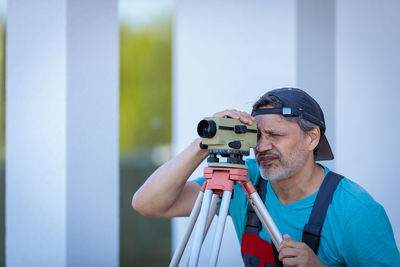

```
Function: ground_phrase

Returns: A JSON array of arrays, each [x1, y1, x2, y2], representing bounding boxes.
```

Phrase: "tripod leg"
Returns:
[[209, 190, 232, 267], [248, 191, 283, 248], [204, 194, 221, 242], [186, 194, 220, 267], [189, 189, 213, 267], [170, 190, 205, 267]]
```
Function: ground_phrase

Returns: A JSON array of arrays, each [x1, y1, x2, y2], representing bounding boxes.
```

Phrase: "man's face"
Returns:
[[254, 114, 310, 181]]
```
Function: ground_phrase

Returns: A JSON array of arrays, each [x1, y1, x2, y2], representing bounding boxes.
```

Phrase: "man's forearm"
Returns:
[[132, 138, 208, 217]]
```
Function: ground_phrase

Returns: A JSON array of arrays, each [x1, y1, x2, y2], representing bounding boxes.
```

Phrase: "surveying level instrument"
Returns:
[[170, 117, 283, 267]]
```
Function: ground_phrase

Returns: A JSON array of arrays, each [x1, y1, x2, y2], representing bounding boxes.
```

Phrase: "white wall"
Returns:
[[66, 0, 119, 265], [297, 0, 336, 170], [6, 1, 67, 265], [336, 0, 400, 248], [6, 1, 119, 266]]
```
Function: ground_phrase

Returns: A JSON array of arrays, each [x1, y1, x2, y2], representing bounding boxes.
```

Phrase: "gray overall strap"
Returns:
[[302, 171, 344, 254]]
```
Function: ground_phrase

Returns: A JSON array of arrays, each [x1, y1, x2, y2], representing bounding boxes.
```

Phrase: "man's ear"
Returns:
[[306, 127, 321, 151]]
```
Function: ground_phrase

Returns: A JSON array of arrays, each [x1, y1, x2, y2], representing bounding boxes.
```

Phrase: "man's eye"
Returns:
[[270, 133, 284, 137]]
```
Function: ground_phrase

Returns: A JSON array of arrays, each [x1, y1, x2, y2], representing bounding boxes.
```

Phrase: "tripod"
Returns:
[[170, 153, 283, 267]]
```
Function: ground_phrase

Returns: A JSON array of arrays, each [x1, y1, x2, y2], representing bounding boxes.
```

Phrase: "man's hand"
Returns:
[[277, 234, 327, 267], [213, 109, 255, 125]]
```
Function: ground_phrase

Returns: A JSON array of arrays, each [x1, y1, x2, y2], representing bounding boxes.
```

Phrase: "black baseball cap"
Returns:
[[251, 87, 334, 161]]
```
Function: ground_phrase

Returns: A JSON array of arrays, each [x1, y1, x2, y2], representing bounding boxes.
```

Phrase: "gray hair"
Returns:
[[285, 115, 319, 133]]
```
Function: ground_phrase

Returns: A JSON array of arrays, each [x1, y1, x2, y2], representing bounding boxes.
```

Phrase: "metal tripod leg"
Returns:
[[247, 191, 283, 248], [204, 194, 221, 241], [185, 194, 221, 267], [189, 189, 213, 267], [209, 190, 232, 267], [170, 190, 205, 267]]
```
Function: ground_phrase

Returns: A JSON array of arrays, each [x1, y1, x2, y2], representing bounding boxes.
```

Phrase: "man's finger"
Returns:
[[281, 256, 298, 267], [213, 109, 254, 125], [279, 247, 301, 261], [278, 238, 304, 252], [278, 234, 291, 252]]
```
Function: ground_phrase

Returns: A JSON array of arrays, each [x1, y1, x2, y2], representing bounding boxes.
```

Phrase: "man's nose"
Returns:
[[256, 135, 273, 152]]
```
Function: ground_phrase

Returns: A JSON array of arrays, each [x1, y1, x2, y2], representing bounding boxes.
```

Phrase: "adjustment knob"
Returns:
[[234, 125, 247, 133], [207, 157, 219, 163], [228, 141, 242, 149]]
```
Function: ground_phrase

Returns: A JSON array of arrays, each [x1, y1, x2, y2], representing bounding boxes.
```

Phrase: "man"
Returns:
[[132, 88, 400, 266]]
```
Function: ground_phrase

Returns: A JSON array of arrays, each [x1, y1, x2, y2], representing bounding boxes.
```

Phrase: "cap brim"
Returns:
[[315, 133, 334, 161]]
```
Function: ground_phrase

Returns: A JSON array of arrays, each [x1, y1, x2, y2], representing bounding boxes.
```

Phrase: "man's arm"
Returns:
[[132, 138, 208, 218]]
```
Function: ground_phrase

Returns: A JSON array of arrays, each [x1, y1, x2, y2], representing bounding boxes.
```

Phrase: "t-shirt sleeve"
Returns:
[[342, 203, 400, 266], [194, 176, 205, 186]]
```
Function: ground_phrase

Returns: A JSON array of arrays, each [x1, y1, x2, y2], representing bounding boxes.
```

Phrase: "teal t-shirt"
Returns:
[[195, 159, 400, 266]]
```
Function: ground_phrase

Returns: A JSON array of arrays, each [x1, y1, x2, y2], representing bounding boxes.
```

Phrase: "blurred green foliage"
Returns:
[[120, 18, 172, 155], [119, 16, 172, 267], [0, 18, 5, 267], [0, 21, 4, 161]]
